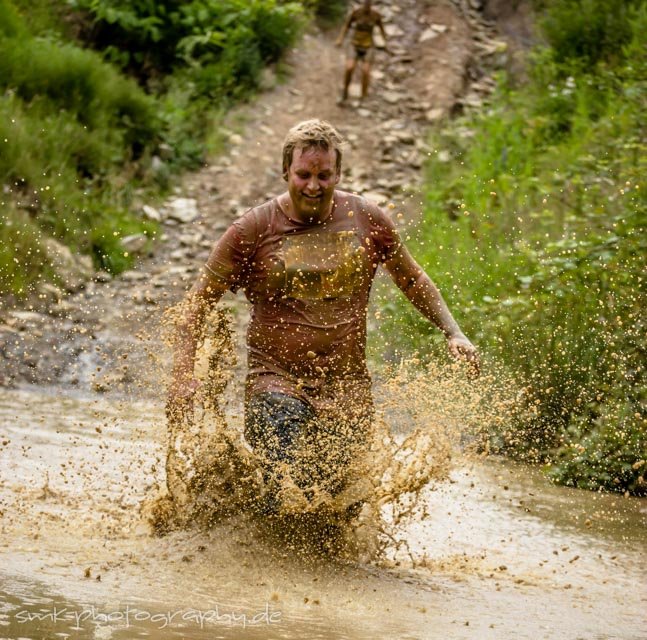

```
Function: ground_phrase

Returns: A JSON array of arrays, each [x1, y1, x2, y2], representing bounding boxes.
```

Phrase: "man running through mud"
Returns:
[[167, 119, 478, 514], [335, 0, 388, 105]]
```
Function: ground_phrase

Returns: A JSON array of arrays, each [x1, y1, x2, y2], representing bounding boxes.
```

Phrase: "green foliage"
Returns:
[[89, 208, 157, 274], [69, 0, 305, 98], [383, 1, 646, 494], [0, 7, 163, 293], [0, 0, 313, 297], [0, 0, 26, 38], [0, 207, 55, 296], [540, 0, 641, 68], [0, 91, 157, 286], [7, 0, 81, 39], [547, 398, 646, 495], [0, 37, 159, 153]]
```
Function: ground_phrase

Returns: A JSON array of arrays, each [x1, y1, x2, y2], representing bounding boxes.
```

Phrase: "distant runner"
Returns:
[[335, 0, 388, 104], [167, 120, 478, 513]]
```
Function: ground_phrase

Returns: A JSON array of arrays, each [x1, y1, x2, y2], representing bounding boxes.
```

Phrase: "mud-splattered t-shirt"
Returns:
[[205, 190, 401, 406], [350, 8, 382, 49]]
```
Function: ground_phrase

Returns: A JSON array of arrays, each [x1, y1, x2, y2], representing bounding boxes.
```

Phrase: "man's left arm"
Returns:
[[376, 14, 388, 48], [384, 245, 479, 373]]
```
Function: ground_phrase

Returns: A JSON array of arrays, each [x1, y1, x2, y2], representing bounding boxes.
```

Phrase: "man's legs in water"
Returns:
[[245, 392, 315, 512], [244, 391, 370, 513]]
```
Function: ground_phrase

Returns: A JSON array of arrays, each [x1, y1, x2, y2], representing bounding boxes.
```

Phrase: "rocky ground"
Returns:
[[0, 0, 530, 395]]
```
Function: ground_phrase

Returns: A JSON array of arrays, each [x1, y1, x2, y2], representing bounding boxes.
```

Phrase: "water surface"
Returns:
[[1, 389, 645, 639]]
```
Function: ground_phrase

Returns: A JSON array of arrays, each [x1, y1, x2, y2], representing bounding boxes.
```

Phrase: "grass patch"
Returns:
[[380, 0, 646, 494], [0, 0, 321, 298]]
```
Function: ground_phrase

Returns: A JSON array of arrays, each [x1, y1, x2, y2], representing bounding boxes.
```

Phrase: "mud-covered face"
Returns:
[[286, 146, 340, 224]]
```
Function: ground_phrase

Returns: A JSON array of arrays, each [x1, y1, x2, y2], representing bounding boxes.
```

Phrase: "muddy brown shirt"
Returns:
[[205, 191, 401, 407], [350, 8, 383, 49]]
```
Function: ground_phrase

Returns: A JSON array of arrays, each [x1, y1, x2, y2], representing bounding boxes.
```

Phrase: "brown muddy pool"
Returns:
[[0, 388, 645, 639]]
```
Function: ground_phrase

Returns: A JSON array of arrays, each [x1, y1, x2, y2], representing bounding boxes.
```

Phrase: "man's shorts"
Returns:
[[348, 45, 374, 62], [245, 392, 314, 465], [244, 391, 370, 496]]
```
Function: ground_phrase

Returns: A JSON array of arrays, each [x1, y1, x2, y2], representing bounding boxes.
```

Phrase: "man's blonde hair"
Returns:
[[282, 119, 345, 176]]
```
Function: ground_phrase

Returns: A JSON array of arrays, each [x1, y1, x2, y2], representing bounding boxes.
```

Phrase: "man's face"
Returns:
[[286, 145, 340, 223]]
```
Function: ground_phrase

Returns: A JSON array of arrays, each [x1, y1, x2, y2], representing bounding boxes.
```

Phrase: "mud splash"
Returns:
[[1, 386, 645, 640], [150, 304, 510, 563]]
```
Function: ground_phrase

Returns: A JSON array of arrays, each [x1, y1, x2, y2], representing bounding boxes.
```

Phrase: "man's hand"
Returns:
[[447, 335, 480, 377], [166, 377, 201, 426], [335, 38, 343, 47]]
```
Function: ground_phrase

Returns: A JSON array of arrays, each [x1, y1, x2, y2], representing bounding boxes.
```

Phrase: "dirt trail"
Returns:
[[0, 0, 510, 394]]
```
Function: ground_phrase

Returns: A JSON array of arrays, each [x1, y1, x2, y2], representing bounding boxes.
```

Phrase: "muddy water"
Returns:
[[0, 388, 645, 640]]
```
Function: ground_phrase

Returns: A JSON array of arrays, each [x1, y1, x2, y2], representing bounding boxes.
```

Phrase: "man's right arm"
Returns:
[[335, 10, 354, 46], [167, 215, 249, 422], [166, 270, 229, 424]]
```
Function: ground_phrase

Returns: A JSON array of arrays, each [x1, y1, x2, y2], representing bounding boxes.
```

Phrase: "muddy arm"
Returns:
[[377, 15, 388, 46], [383, 245, 479, 370], [167, 269, 228, 422]]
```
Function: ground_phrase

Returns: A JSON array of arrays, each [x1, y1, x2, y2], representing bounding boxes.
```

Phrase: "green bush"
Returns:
[[69, 0, 304, 95], [0, 207, 54, 297], [0, 37, 159, 152], [540, 0, 641, 68], [0, 6, 163, 293], [89, 208, 157, 274], [185, 23, 264, 99], [381, 1, 646, 494], [0, 0, 314, 297], [548, 398, 646, 495], [0, 0, 26, 38], [5, 0, 77, 39], [0, 92, 159, 284]]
